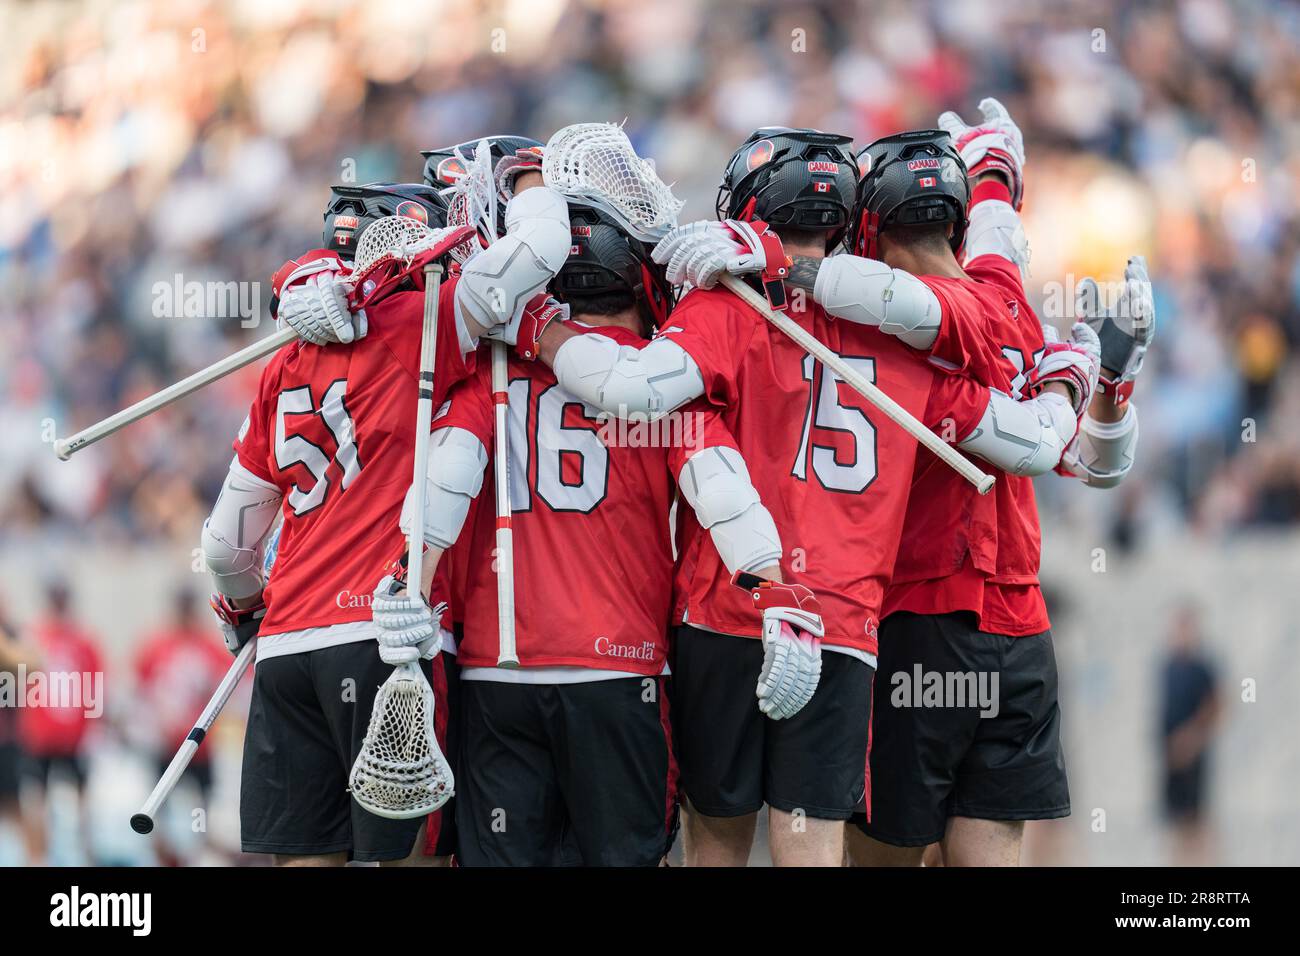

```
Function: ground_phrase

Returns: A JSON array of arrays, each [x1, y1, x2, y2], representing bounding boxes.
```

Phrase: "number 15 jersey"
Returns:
[[661, 286, 990, 656]]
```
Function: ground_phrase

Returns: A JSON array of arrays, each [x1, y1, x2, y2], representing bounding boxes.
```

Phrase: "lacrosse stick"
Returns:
[[348, 257, 455, 821], [53, 217, 470, 461], [542, 122, 993, 494], [720, 274, 994, 494], [440, 140, 520, 667], [55, 328, 296, 460], [131, 637, 256, 835]]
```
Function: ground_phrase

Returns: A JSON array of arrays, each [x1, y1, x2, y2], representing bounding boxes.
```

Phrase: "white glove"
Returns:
[[371, 574, 444, 665], [278, 272, 366, 345], [1032, 322, 1101, 417], [733, 574, 824, 720], [1077, 255, 1155, 399], [652, 220, 770, 289], [938, 97, 1026, 206]]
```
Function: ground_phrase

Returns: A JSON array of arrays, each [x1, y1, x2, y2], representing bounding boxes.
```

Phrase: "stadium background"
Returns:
[[1, 0, 1298, 864]]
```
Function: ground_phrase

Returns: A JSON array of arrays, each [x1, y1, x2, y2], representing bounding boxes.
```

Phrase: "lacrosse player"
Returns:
[[377, 187, 796, 865], [200, 167, 572, 864], [666, 103, 1149, 866], [531, 127, 1097, 866]]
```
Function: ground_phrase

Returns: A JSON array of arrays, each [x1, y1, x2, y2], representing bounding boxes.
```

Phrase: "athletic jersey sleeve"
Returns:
[[922, 275, 1022, 390], [231, 354, 284, 484], [965, 254, 1028, 300], [666, 398, 741, 476], [434, 359, 494, 447], [923, 368, 992, 443], [656, 289, 755, 409]]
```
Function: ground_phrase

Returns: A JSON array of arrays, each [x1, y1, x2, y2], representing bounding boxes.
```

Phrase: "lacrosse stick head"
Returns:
[[348, 217, 476, 309], [349, 661, 454, 820], [542, 123, 684, 242], [440, 139, 499, 263]]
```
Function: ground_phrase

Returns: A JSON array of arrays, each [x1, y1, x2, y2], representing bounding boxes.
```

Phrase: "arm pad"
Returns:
[[400, 427, 489, 550], [552, 333, 705, 418], [963, 197, 1030, 278], [813, 255, 943, 350], [201, 460, 283, 600], [678, 445, 782, 574], [1063, 403, 1139, 488], [454, 187, 571, 333], [958, 390, 1077, 476]]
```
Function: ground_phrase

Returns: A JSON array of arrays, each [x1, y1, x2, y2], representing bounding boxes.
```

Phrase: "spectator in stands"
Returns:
[[1158, 602, 1221, 865]]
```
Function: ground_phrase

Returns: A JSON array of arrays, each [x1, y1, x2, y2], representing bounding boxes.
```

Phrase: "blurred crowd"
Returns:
[[3, 0, 1300, 548]]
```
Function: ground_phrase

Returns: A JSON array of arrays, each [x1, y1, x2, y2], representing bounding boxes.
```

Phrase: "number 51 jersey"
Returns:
[[233, 281, 470, 639]]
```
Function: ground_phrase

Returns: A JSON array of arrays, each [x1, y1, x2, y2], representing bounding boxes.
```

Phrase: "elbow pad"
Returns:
[[202, 461, 283, 599], [813, 255, 942, 350], [553, 333, 705, 418], [678, 446, 782, 575], [400, 427, 488, 550], [1064, 404, 1139, 488], [455, 187, 571, 330], [963, 198, 1030, 278], [958, 390, 1076, 476]]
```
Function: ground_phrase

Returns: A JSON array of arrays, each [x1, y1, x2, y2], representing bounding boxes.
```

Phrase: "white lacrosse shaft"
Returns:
[[491, 341, 519, 667], [131, 637, 257, 835], [719, 274, 995, 495], [56, 327, 296, 460], [406, 263, 443, 596]]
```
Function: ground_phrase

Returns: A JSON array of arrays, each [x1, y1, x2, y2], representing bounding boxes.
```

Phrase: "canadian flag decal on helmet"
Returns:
[[918, 176, 937, 188]]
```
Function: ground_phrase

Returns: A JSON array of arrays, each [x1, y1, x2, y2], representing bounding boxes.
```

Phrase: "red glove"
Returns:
[[510, 294, 568, 361]]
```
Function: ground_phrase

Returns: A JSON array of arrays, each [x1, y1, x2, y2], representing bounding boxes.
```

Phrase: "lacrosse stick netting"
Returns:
[[349, 659, 454, 819], [440, 139, 497, 264], [543, 123, 684, 242]]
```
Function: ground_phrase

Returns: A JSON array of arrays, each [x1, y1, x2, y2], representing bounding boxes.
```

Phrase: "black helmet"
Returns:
[[421, 134, 543, 235], [322, 182, 448, 258], [553, 203, 675, 333], [849, 129, 969, 260], [716, 127, 858, 250]]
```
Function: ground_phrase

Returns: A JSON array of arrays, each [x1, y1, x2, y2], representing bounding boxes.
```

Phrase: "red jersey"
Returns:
[[661, 286, 989, 655], [438, 326, 695, 673], [234, 277, 473, 639], [20, 617, 104, 757], [884, 252, 1050, 636], [134, 628, 230, 762]]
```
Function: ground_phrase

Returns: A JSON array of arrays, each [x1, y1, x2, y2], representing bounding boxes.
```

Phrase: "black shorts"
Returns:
[[853, 612, 1070, 847], [240, 641, 451, 862], [456, 675, 677, 867], [422, 648, 460, 859], [672, 625, 875, 821]]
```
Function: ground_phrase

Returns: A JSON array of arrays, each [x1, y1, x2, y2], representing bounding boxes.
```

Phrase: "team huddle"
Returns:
[[198, 100, 1152, 867]]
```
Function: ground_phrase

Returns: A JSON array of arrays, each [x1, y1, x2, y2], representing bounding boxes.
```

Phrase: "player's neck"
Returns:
[[884, 247, 967, 280], [571, 307, 642, 335]]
